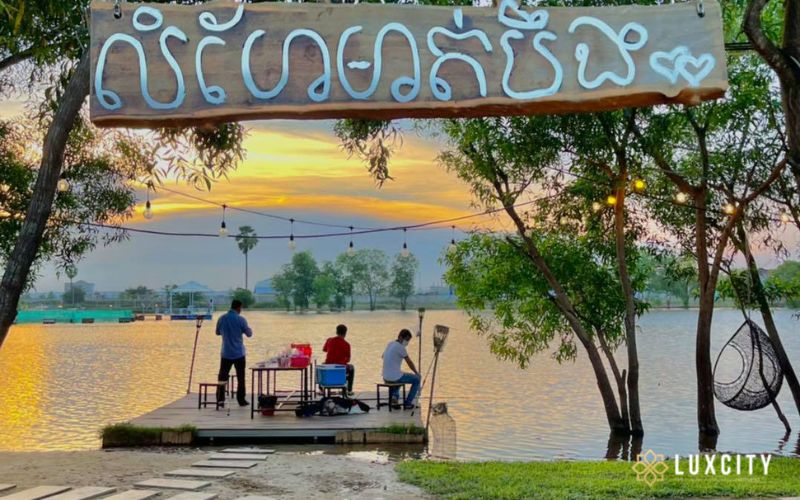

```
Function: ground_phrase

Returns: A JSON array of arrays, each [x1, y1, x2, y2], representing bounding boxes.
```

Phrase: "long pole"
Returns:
[[417, 309, 425, 374], [187, 317, 204, 394], [425, 350, 441, 431]]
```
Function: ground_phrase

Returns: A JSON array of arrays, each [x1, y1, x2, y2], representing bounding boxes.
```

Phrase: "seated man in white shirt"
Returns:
[[381, 329, 420, 410]]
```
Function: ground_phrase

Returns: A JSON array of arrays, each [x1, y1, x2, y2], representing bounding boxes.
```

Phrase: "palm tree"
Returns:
[[235, 226, 258, 290], [65, 264, 78, 306]]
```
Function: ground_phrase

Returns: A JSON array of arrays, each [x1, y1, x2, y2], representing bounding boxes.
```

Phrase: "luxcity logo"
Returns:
[[633, 450, 773, 486]]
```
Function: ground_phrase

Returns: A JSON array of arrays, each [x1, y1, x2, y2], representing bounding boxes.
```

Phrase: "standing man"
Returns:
[[216, 299, 253, 406], [323, 324, 354, 396], [382, 329, 420, 410]]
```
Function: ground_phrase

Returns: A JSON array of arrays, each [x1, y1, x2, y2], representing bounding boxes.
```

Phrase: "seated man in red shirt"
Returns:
[[323, 324, 354, 396]]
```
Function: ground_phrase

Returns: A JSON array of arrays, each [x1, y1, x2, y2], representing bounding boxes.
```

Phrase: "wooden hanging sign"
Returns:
[[89, 0, 727, 127]]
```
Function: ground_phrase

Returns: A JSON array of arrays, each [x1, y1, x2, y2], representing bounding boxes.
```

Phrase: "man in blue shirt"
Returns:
[[216, 299, 253, 406]]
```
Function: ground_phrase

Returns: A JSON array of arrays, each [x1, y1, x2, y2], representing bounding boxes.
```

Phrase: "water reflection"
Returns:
[[605, 434, 643, 461], [0, 309, 798, 460]]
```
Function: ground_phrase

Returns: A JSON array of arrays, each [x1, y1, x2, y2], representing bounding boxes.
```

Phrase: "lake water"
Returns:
[[0, 309, 799, 461]]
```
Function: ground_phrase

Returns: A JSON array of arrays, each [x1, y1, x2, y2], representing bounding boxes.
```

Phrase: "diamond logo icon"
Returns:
[[632, 449, 669, 486]]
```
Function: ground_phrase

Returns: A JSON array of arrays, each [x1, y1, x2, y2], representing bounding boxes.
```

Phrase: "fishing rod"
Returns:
[[186, 316, 204, 394]]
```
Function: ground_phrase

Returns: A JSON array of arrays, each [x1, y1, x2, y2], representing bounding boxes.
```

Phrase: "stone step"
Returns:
[[191, 461, 257, 470], [0, 486, 16, 494], [2, 486, 72, 500], [165, 494, 217, 500], [207, 454, 267, 461], [48, 488, 116, 500], [102, 491, 160, 500], [220, 449, 274, 455], [133, 480, 209, 492], [165, 470, 234, 479]]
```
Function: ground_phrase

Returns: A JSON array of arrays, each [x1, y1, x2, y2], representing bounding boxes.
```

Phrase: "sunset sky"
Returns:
[[18, 104, 490, 293], [3, 100, 798, 294]]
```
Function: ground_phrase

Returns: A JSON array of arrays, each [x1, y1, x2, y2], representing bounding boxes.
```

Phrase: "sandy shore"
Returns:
[[0, 448, 426, 499]]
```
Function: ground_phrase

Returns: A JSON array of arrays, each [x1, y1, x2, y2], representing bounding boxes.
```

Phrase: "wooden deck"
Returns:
[[130, 393, 422, 442]]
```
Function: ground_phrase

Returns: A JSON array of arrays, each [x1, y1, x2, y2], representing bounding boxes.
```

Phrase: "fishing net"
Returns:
[[713, 319, 783, 411]]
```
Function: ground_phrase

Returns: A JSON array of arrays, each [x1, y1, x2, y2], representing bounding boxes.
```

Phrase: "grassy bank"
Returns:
[[396, 458, 800, 499]]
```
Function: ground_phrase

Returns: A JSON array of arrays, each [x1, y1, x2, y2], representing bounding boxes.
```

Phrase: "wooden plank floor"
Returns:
[[130, 393, 421, 439]]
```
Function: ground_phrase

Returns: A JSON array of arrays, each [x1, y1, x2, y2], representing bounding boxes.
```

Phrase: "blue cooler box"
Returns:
[[317, 364, 347, 386]]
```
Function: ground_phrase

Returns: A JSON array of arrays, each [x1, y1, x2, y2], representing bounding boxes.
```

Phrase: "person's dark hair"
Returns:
[[398, 329, 413, 341], [336, 324, 348, 336], [231, 299, 243, 310]]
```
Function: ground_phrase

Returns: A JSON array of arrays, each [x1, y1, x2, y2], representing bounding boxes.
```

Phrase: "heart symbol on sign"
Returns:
[[650, 46, 716, 87], [497, 0, 548, 30], [676, 53, 716, 87]]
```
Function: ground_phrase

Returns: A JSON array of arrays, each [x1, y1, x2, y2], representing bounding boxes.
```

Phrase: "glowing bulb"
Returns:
[[606, 195, 618, 206], [633, 179, 646, 192], [448, 240, 457, 254], [591, 201, 603, 212], [288, 236, 297, 251], [57, 179, 70, 192], [401, 243, 410, 257], [780, 212, 791, 224], [143, 200, 153, 220], [675, 192, 688, 204], [723, 203, 736, 216], [218, 221, 228, 238], [347, 241, 355, 256]]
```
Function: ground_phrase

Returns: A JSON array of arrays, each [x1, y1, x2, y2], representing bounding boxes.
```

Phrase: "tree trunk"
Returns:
[[503, 204, 627, 434], [613, 186, 643, 436], [734, 222, 800, 416], [245, 251, 249, 290], [597, 329, 630, 431], [694, 196, 720, 437], [0, 52, 90, 348]]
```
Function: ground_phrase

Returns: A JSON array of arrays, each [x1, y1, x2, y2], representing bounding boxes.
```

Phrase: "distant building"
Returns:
[[254, 278, 277, 301], [65, 280, 95, 295]]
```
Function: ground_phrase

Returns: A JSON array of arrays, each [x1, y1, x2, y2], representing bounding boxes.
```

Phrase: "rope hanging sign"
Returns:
[[89, 0, 727, 127]]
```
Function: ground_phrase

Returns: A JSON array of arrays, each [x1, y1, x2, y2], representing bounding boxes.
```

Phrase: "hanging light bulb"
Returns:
[[401, 228, 410, 257], [143, 200, 153, 220], [447, 225, 457, 254], [57, 178, 70, 193], [606, 194, 618, 206], [780, 211, 791, 224], [633, 179, 646, 193], [723, 202, 736, 216], [591, 201, 603, 212], [288, 218, 296, 251], [218, 204, 228, 237], [675, 191, 689, 204], [346, 226, 355, 256], [143, 184, 153, 220]]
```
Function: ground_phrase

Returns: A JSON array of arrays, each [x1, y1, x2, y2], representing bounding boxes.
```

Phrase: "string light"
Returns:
[[723, 202, 736, 216], [347, 226, 355, 256], [143, 184, 153, 220], [57, 178, 70, 193], [288, 218, 296, 251], [447, 225, 457, 254], [218, 205, 228, 238], [591, 201, 603, 212], [633, 179, 646, 193], [675, 192, 689, 204], [780, 211, 791, 224], [401, 228, 410, 257], [606, 194, 618, 206]]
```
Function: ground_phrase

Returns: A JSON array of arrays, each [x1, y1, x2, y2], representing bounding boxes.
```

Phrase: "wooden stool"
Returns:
[[228, 374, 237, 397], [198, 382, 226, 410], [376, 382, 407, 412], [319, 385, 348, 398]]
